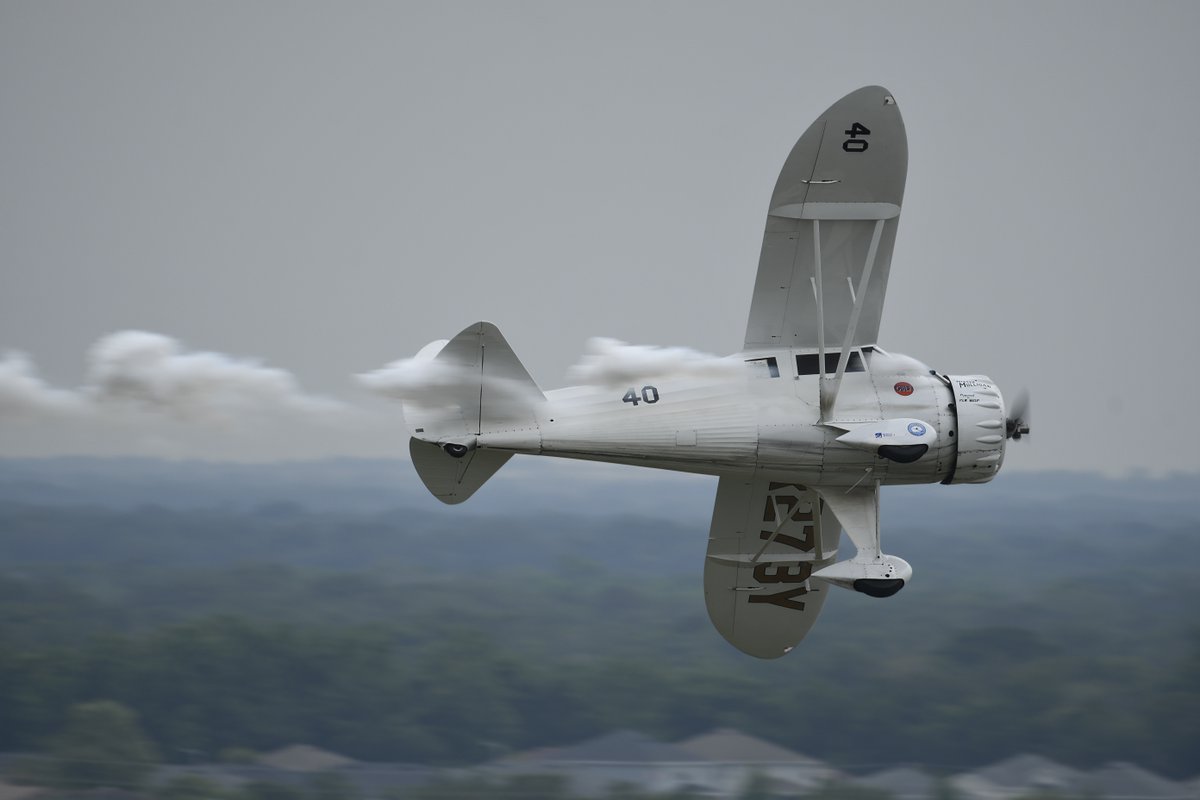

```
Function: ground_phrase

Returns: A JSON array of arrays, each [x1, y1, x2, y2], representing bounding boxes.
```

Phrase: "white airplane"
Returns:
[[392, 86, 1028, 658]]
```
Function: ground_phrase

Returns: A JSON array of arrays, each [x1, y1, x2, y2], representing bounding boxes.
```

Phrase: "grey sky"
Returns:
[[1, 1, 1197, 474]]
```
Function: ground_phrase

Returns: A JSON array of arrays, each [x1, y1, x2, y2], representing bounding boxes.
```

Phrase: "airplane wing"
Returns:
[[744, 86, 908, 351], [703, 475, 843, 658]]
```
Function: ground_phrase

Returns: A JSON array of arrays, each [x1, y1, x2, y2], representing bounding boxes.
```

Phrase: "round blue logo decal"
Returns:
[[907, 422, 927, 437]]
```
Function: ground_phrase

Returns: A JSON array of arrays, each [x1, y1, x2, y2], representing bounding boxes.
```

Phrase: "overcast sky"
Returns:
[[1, 1, 1197, 476]]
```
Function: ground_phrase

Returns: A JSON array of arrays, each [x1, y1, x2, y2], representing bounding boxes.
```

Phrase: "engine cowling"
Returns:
[[943, 375, 1006, 484]]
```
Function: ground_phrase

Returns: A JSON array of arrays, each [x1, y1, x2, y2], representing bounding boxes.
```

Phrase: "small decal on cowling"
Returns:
[[894, 382, 914, 396], [907, 422, 927, 437]]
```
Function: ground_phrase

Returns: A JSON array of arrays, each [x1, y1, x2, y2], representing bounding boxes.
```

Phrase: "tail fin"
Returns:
[[405, 322, 543, 504]]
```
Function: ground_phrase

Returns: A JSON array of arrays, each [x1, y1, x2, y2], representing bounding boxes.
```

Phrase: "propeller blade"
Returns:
[[1005, 389, 1030, 441]]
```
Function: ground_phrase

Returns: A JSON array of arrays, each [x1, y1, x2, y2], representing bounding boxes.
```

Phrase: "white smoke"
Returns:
[[567, 337, 741, 387], [4, 331, 743, 439], [0, 331, 348, 424], [86, 331, 345, 420], [357, 356, 476, 407], [0, 351, 89, 417], [358, 353, 540, 415]]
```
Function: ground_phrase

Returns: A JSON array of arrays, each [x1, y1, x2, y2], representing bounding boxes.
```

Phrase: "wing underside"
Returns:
[[703, 475, 843, 658], [744, 86, 908, 351]]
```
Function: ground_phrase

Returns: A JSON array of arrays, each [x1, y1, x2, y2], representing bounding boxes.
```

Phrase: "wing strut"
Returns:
[[819, 218, 885, 420], [810, 220, 828, 411]]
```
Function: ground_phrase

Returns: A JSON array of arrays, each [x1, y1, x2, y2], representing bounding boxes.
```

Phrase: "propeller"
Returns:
[[1005, 389, 1031, 441]]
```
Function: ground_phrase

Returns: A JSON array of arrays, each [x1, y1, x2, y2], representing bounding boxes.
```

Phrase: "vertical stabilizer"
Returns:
[[404, 322, 543, 504]]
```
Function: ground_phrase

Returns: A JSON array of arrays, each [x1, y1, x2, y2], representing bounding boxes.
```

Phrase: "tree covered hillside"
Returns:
[[0, 459, 1196, 777]]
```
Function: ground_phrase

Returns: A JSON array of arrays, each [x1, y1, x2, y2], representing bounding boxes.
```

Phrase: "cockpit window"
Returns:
[[796, 351, 865, 375], [745, 356, 780, 378]]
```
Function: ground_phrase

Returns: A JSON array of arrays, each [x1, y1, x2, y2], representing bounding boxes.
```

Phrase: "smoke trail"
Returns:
[[358, 343, 540, 413], [0, 351, 89, 417], [0, 331, 348, 423], [567, 337, 741, 387], [357, 354, 473, 407], [86, 331, 345, 420]]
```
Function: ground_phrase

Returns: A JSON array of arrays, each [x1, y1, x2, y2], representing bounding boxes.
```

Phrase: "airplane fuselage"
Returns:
[[479, 347, 1006, 489]]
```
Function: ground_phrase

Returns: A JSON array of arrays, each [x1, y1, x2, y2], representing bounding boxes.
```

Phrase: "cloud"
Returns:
[[566, 337, 741, 387]]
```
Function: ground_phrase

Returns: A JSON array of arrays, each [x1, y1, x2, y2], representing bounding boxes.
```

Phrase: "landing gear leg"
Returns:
[[812, 483, 911, 597]]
